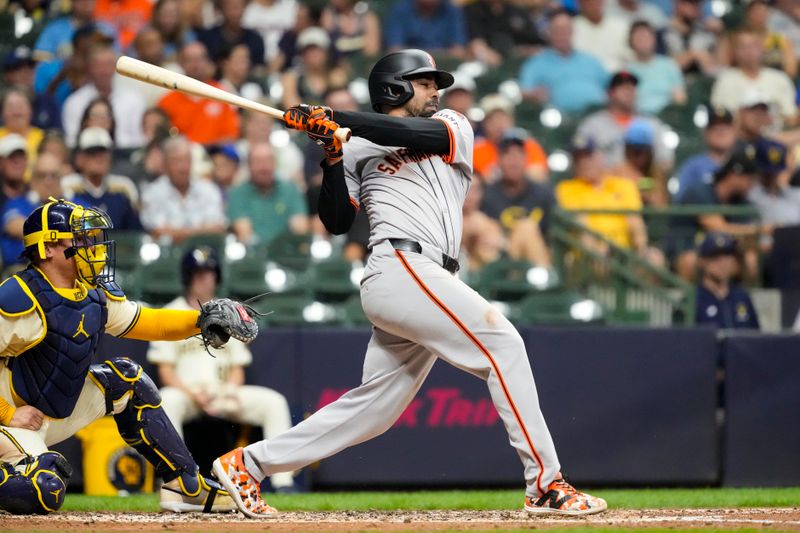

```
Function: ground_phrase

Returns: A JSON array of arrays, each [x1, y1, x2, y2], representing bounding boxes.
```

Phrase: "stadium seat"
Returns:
[[180, 233, 227, 257], [513, 290, 605, 325], [259, 294, 316, 326], [686, 75, 715, 108], [113, 232, 145, 272], [674, 130, 705, 168], [658, 103, 694, 132], [114, 269, 141, 300], [226, 257, 270, 301], [340, 295, 370, 327], [309, 259, 359, 303], [475, 258, 539, 301], [267, 233, 313, 271], [138, 256, 183, 306]]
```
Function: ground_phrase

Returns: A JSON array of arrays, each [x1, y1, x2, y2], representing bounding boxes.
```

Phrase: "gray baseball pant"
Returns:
[[243, 240, 560, 496]]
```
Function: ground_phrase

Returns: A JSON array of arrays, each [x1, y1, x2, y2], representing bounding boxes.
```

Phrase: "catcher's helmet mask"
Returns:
[[368, 49, 455, 113], [22, 198, 116, 288]]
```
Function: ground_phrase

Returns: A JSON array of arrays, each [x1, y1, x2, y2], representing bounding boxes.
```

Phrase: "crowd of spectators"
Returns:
[[2, 0, 800, 331]]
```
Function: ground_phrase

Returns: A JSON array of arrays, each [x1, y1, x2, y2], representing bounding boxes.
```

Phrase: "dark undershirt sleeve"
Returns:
[[317, 159, 357, 235], [333, 111, 451, 155]]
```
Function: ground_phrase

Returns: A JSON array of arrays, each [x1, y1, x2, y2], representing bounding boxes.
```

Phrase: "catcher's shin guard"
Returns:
[[0, 452, 72, 514], [89, 358, 197, 482]]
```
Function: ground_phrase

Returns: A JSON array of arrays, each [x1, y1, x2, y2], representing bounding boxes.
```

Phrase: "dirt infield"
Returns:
[[2, 508, 800, 531]]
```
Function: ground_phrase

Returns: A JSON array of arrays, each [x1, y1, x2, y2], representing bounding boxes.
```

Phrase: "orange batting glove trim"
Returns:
[[283, 105, 311, 131]]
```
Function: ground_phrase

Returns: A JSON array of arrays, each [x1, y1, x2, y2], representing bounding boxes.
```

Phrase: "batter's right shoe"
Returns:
[[212, 447, 277, 518], [524, 476, 607, 516]]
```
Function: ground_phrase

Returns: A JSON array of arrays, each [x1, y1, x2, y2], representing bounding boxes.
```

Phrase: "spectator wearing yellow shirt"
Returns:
[[0, 88, 44, 162], [556, 135, 664, 266]]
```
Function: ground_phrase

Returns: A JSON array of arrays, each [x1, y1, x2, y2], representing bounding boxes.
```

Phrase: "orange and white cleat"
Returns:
[[524, 476, 607, 516], [212, 447, 277, 518]]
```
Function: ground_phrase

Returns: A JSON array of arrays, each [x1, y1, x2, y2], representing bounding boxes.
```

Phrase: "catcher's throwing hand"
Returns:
[[8, 405, 45, 431], [197, 298, 260, 349], [307, 114, 344, 160], [283, 104, 330, 131]]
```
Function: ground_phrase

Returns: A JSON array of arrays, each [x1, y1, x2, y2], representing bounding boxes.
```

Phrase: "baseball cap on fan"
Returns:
[[479, 93, 514, 117], [446, 74, 476, 95], [570, 133, 596, 155], [78, 127, 114, 151], [608, 71, 638, 90], [0, 134, 27, 158], [699, 232, 737, 258], [738, 88, 769, 110], [4, 46, 36, 71], [714, 143, 759, 181], [208, 144, 240, 164], [624, 119, 654, 147], [753, 138, 788, 176], [706, 105, 734, 127], [297, 27, 331, 51], [499, 128, 529, 151]]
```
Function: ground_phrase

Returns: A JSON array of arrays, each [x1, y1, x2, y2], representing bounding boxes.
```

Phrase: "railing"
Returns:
[[549, 205, 761, 326]]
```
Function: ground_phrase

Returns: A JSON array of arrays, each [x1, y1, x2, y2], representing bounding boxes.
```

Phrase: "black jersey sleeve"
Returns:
[[317, 159, 357, 235], [332, 111, 451, 155]]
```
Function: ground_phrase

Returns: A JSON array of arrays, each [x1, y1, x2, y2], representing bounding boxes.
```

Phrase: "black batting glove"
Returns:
[[283, 105, 331, 131]]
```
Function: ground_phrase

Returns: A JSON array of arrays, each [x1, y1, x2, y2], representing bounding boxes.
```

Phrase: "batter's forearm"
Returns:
[[333, 111, 450, 154], [318, 160, 357, 235], [122, 307, 200, 341]]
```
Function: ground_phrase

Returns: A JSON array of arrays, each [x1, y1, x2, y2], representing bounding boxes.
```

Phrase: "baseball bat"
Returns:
[[115, 56, 352, 143]]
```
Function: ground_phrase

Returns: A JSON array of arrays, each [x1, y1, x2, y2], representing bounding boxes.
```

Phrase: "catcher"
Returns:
[[0, 198, 258, 514]]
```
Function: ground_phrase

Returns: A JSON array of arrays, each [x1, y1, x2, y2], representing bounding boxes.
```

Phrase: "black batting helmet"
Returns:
[[181, 246, 222, 287], [368, 49, 454, 113]]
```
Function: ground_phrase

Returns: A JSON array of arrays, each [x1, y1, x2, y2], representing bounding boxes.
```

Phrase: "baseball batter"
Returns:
[[213, 49, 607, 518]]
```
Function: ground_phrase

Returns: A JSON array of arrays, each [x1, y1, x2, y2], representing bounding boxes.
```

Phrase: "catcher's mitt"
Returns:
[[197, 298, 259, 349]]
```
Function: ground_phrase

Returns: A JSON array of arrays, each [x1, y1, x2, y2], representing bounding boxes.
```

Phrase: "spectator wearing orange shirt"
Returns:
[[94, 0, 153, 50], [157, 42, 240, 145], [472, 93, 548, 183]]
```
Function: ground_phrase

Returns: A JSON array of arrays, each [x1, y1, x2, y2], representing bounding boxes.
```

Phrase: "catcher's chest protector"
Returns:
[[9, 268, 107, 418]]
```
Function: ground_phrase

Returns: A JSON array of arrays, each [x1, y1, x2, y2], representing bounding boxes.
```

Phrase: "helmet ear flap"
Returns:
[[370, 78, 414, 113]]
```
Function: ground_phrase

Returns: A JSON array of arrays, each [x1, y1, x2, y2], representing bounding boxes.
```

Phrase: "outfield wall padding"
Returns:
[[723, 333, 800, 486], [55, 327, 799, 489]]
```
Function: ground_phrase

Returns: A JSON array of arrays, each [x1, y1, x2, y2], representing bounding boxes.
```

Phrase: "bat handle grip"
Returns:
[[334, 127, 352, 143]]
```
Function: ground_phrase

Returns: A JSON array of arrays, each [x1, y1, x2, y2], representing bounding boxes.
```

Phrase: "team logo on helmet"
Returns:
[[425, 52, 436, 68]]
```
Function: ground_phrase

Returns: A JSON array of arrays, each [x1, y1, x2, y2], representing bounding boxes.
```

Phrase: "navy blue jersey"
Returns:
[[696, 284, 760, 329], [62, 174, 143, 231]]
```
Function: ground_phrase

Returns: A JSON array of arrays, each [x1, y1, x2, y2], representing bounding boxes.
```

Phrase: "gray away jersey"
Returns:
[[343, 109, 474, 258]]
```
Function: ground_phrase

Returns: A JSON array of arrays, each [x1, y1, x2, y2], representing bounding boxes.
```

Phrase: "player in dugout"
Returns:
[[0, 198, 259, 514]]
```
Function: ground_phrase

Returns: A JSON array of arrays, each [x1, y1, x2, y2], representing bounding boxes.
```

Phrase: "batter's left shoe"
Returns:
[[212, 447, 277, 518], [160, 472, 237, 513], [524, 476, 607, 516]]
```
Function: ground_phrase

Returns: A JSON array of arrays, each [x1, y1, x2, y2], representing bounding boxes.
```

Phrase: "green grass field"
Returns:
[[60, 487, 800, 512]]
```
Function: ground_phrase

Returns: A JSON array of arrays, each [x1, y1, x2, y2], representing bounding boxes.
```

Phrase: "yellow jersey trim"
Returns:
[[119, 304, 142, 338], [33, 266, 88, 302]]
